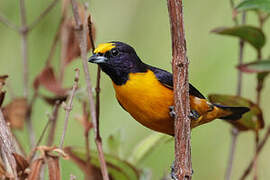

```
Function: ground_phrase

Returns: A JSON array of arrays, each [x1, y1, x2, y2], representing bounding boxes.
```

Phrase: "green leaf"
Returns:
[[107, 130, 122, 157], [236, 0, 270, 13], [128, 133, 171, 165], [237, 60, 270, 73], [65, 147, 140, 180], [208, 94, 264, 131], [212, 25, 266, 50]]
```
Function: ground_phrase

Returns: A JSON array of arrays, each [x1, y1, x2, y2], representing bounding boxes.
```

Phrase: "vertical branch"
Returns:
[[59, 69, 80, 148], [225, 4, 246, 179], [19, 0, 37, 148], [0, 109, 17, 177], [70, 1, 109, 179], [19, 0, 29, 98], [240, 126, 270, 180], [87, 15, 101, 137], [167, 0, 192, 179]]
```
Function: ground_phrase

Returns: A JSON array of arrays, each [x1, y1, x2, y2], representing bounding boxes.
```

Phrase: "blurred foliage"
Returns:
[[208, 94, 264, 131], [211, 25, 266, 50]]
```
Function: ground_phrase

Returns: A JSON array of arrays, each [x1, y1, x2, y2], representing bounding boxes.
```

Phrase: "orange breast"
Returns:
[[113, 70, 175, 135]]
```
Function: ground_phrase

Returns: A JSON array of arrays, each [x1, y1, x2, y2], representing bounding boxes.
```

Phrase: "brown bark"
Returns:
[[167, 0, 192, 179]]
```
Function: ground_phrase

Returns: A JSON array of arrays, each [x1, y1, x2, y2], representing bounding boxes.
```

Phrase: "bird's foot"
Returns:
[[170, 161, 177, 180], [170, 161, 194, 180], [169, 106, 176, 118], [189, 110, 200, 120]]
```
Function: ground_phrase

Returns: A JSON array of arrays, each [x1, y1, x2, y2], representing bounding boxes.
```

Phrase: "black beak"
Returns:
[[88, 54, 108, 64]]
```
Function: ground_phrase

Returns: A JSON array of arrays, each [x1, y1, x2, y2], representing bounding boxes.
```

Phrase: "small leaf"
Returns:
[[212, 25, 266, 50], [64, 3, 95, 66], [47, 156, 61, 180], [208, 94, 264, 131], [3, 98, 27, 129], [129, 133, 171, 165], [65, 147, 140, 180], [237, 60, 270, 73], [236, 0, 270, 13], [41, 95, 68, 106], [12, 153, 29, 178], [27, 158, 44, 180], [33, 66, 69, 96]]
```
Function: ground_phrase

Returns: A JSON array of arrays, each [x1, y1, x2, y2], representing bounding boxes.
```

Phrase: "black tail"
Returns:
[[214, 104, 250, 121]]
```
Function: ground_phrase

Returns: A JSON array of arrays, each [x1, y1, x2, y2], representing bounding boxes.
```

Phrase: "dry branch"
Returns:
[[0, 12, 19, 32], [59, 69, 80, 148], [240, 125, 270, 180], [70, 1, 109, 179], [225, 11, 246, 180], [28, 0, 59, 31], [0, 109, 17, 177], [167, 0, 192, 179]]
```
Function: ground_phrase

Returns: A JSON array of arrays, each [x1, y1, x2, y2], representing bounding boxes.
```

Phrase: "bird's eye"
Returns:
[[111, 49, 119, 57]]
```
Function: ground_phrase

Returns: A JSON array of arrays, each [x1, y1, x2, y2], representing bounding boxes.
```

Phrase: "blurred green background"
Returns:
[[0, 0, 270, 179]]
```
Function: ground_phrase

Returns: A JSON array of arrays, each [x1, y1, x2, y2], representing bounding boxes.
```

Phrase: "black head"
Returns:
[[88, 41, 147, 85]]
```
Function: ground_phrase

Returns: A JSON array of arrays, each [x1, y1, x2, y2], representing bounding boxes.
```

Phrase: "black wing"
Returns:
[[146, 65, 206, 99]]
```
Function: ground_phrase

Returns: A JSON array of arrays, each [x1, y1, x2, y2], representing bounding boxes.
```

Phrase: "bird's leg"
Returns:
[[189, 110, 200, 120], [169, 106, 175, 118], [170, 160, 177, 180], [170, 160, 194, 179], [169, 106, 176, 118]]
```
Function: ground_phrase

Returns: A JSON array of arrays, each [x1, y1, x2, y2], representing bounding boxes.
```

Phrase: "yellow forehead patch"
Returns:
[[94, 43, 115, 54]]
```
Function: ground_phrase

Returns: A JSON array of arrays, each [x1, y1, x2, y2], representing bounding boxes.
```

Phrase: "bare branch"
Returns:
[[59, 69, 80, 148], [70, 1, 109, 179], [28, 0, 59, 31], [0, 109, 17, 177], [47, 101, 61, 146], [225, 12, 246, 180], [167, 0, 192, 179], [28, 101, 61, 162], [19, 0, 37, 148], [19, 0, 29, 98], [240, 125, 270, 180], [225, 128, 239, 180], [0, 12, 19, 32]]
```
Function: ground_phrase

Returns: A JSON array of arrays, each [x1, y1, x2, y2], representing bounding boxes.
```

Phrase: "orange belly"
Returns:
[[113, 70, 230, 135]]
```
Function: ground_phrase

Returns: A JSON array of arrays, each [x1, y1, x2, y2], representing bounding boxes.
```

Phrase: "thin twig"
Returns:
[[253, 132, 259, 180], [82, 102, 91, 163], [240, 125, 270, 180], [70, 1, 109, 179], [47, 101, 61, 146], [19, 0, 37, 149], [28, 0, 59, 31], [0, 12, 19, 32], [167, 0, 192, 179], [19, 0, 29, 98], [26, 90, 39, 148], [229, 0, 239, 25], [225, 128, 239, 180], [28, 101, 61, 162], [46, 0, 69, 67], [0, 109, 17, 177], [87, 15, 101, 138], [59, 0, 70, 82], [225, 10, 246, 180], [59, 68, 80, 148]]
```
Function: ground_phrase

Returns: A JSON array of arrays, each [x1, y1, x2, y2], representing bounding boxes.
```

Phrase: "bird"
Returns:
[[88, 41, 249, 136]]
